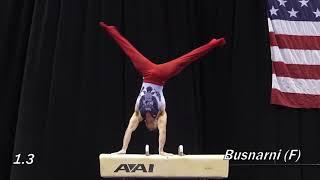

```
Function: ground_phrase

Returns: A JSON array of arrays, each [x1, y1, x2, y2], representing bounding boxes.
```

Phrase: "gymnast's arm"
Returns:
[[112, 111, 141, 154], [158, 111, 172, 156]]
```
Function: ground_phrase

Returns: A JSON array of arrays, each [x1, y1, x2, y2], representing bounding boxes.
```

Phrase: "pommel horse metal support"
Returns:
[[99, 145, 229, 178]]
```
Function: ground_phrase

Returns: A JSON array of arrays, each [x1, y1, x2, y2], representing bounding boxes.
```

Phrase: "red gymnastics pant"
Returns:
[[99, 22, 225, 86]]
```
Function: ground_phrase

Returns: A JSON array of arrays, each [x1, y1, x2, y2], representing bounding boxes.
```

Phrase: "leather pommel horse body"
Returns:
[[99, 152, 229, 178]]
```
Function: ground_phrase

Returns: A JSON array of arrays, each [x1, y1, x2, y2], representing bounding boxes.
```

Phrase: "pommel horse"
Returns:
[[99, 145, 229, 179]]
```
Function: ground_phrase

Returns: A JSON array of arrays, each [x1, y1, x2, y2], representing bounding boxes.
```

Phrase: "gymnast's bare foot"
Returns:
[[159, 151, 173, 156], [111, 149, 126, 154], [209, 38, 226, 46]]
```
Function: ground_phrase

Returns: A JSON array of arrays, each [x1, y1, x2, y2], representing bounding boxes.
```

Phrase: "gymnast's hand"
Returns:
[[159, 151, 173, 156], [111, 149, 126, 154]]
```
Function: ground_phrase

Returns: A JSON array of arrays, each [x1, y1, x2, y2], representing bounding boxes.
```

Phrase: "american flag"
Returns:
[[267, 0, 320, 108]]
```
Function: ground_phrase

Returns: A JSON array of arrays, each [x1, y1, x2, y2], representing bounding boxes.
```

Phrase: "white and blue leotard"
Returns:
[[135, 82, 166, 119]]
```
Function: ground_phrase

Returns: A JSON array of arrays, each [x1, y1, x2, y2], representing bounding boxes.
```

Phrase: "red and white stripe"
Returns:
[[268, 18, 320, 108]]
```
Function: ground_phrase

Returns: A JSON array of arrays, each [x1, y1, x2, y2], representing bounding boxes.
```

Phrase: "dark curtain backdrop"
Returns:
[[0, 0, 319, 180]]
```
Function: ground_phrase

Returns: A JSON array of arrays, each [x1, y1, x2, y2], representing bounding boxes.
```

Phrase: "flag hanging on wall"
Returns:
[[267, 0, 320, 108]]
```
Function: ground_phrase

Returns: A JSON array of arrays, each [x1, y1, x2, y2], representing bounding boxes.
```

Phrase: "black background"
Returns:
[[1, 0, 320, 180]]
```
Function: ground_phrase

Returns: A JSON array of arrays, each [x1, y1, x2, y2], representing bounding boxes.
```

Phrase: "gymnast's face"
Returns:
[[145, 112, 158, 131]]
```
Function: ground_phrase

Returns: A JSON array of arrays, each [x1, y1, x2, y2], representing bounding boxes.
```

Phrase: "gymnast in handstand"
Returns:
[[100, 22, 225, 155]]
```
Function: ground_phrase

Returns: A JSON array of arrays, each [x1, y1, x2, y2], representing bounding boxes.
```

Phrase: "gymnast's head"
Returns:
[[144, 112, 158, 131]]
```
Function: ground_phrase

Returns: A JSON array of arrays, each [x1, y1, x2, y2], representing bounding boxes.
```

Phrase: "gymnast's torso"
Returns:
[[135, 82, 166, 120]]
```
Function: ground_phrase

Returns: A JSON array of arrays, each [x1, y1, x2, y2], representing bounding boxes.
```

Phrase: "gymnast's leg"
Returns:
[[99, 22, 155, 75], [112, 109, 142, 154], [158, 38, 225, 80]]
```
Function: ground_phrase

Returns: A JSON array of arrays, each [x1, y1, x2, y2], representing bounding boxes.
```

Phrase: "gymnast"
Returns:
[[99, 22, 225, 156]]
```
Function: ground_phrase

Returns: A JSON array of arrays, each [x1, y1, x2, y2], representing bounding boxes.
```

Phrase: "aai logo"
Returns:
[[114, 164, 155, 173]]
